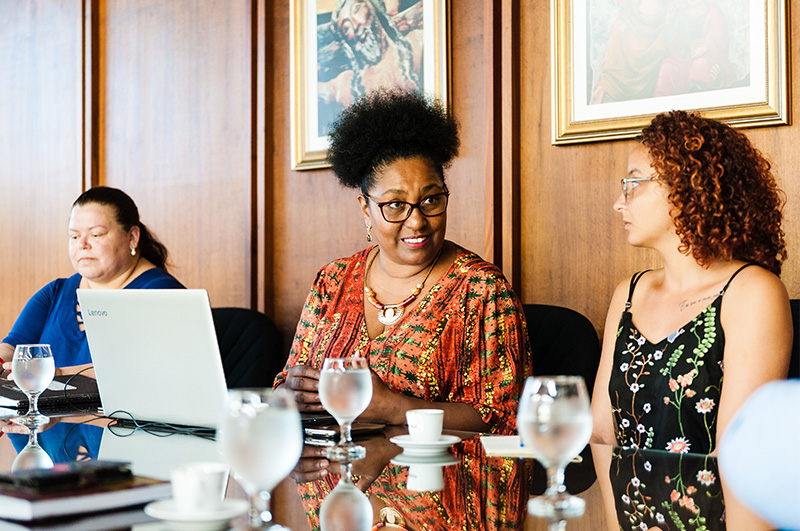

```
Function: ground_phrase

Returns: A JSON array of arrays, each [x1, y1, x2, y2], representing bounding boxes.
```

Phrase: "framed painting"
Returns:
[[552, 0, 790, 145], [291, 0, 450, 170]]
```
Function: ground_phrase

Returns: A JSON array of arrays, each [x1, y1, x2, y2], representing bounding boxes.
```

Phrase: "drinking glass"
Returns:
[[11, 426, 54, 472], [217, 388, 302, 529], [318, 357, 373, 461], [11, 344, 55, 429], [319, 461, 372, 531], [517, 375, 592, 517]]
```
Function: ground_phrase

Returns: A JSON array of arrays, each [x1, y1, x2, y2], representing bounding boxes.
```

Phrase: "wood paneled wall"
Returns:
[[0, 1, 83, 334], [1, 0, 798, 355], [518, 0, 800, 334]]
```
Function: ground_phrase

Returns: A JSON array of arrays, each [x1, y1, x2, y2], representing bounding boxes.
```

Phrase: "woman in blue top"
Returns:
[[1, 186, 184, 374]]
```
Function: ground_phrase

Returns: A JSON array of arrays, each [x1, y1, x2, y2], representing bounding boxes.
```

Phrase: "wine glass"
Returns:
[[12, 426, 54, 472], [318, 357, 373, 461], [319, 461, 372, 531], [517, 375, 592, 517], [11, 344, 55, 429], [217, 388, 302, 529]]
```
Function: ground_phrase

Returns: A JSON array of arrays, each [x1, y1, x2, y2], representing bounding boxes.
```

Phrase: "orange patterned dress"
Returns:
[[275, 244, 532, 433], [275, 244, 531, 530]]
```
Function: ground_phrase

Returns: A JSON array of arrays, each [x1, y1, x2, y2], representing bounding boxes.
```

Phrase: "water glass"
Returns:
[[517, 375, 592, 517], [12, 344, 55, 429], [11, 427, 54, 472], [318, 357, 373, 461], [217, 388, 302, 529], [319, 462, 372, 531]]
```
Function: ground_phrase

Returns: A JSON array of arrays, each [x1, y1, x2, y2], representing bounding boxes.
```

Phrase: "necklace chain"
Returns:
[[364, 247, 443, 326]]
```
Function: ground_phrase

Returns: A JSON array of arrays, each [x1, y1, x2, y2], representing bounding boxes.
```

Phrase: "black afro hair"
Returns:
[[327, 89, 460, 191]]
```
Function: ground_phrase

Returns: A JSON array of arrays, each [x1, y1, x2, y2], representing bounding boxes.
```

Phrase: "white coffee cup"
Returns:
[[406, 463, 444, 491], [171, 461, 229, 514], [406, 409, 444, 442]]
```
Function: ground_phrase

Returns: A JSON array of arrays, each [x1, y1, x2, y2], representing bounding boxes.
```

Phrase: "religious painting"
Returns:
[[552, 0, 789, 145], [291, 0, 449, 170]]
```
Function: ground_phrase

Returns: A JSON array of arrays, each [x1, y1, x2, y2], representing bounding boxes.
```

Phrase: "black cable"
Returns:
[[105, 410, 216, 441], [59, 366, 102, 415]]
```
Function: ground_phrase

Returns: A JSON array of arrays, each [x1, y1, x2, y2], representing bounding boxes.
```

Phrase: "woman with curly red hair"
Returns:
[[591, 110, 792, 455]]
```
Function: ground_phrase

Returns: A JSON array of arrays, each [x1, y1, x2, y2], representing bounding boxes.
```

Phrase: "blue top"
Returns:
[[9, 422, 103, 463], [3, 269, 184, 367]]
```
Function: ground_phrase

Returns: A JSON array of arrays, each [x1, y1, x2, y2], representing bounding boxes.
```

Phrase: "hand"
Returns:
[[347, 426, 407, 490], [359, 370, 406, 426], [2, 416, 60, 435], [290, 444, 331, 483], [282, 365, 325, 412], [291, 427, 407, 489]]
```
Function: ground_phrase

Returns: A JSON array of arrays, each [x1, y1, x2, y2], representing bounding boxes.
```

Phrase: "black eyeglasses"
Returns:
[[362, 191, 450, 223]]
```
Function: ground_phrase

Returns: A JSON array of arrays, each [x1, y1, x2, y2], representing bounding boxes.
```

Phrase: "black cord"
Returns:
[[105, 410, 216, 441], [59, 366, 102, 415]]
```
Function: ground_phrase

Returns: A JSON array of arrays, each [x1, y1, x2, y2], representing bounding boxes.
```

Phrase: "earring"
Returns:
[[366, 224, 373, 242], [131, 248, 136, 256]]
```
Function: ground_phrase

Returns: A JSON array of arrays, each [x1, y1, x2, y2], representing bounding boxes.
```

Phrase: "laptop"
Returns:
[[77, 289, 228, 430]]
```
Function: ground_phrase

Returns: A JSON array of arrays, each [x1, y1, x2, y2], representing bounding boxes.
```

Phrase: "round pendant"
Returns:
[[377, 306, 404, 326]]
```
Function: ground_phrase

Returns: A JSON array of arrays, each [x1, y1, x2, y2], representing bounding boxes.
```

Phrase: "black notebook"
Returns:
[[0, 374, 100, 412]]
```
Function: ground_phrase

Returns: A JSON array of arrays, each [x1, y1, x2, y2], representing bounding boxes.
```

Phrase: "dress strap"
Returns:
[[719, 263, 756, 295], [625, 270, 652, 310]]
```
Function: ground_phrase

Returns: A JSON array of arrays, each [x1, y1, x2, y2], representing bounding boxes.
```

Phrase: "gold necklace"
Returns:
[[364, 247, 442, 326]]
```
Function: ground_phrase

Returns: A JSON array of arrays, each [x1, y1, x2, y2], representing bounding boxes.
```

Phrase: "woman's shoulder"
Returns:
[[311, 248, 371, 286], [127, 268, 185, 289], [39, 273, 82, 296], [721, 263, 788, 306], [443, 244, 521, 298], [449, 245, 505, 278], [318, 248, 370, 272]]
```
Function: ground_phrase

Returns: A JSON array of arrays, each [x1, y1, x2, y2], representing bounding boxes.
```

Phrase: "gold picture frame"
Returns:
[[551, 0, 790, 145], [291, 0, 450, 170]]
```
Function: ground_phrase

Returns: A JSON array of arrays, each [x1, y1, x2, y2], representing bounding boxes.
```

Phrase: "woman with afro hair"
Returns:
[[591, 110, 792, 455], [276, 89, 530, 440]]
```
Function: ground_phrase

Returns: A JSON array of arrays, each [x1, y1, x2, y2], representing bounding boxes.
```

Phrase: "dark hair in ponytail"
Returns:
[[72, 186, 171, 271]]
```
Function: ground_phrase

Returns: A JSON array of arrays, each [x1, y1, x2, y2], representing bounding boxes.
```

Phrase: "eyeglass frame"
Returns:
[[621, 177, 659, 202], [362, 190, 450, 223]]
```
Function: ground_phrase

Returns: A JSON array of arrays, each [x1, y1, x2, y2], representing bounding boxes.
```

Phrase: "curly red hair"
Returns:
[[641, 110, 786, 275]]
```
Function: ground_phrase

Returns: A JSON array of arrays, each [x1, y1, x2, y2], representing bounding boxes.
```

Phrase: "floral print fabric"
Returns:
[[610, 447, 725, 531], [609, 269, 740, 455]]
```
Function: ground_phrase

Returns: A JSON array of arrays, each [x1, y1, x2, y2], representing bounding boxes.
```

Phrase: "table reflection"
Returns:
[[295, 432, 531, 531], [0, 416, 779, 531], [7, 418, 102, 465], [591, 445, 775, 531]]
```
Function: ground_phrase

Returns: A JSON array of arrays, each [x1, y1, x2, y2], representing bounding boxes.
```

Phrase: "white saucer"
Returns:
[[144, 499, 249, 530], [391, 452, 460, 466], [389, 434, 461, 456]]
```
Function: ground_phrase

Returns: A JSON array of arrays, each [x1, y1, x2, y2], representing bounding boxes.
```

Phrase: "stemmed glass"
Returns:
[[318, 357, 373, 461], [517, 375, 592, 517], [319, 461, 372, 531], [11, 344, 56, 429], [217, 388, 303, 529], [12, 426, 54, 472]]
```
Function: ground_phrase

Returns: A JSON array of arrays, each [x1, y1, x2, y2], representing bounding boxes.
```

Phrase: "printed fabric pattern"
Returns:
[[610, 275, 726, 455], [610, 446, 724, 531], [275, 244, 531, 434]]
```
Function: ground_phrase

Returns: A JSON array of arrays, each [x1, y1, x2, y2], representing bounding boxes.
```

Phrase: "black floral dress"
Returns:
[[609, 265, 753, 455], [609, 446, 725, 530]]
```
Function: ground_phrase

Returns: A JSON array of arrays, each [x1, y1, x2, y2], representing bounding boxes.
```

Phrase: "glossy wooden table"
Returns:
[[0, 415, 776, 530]]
